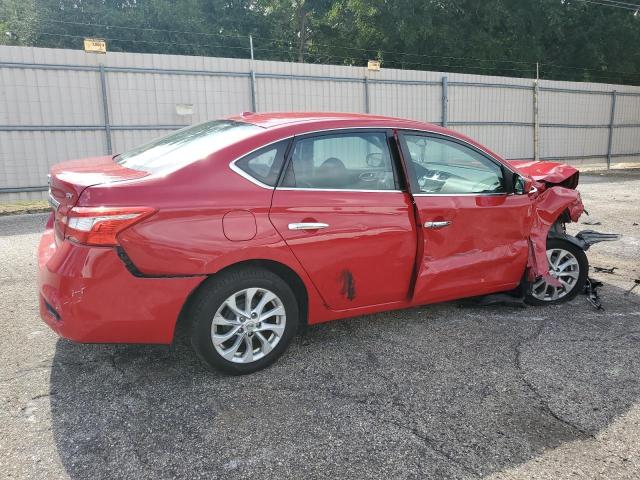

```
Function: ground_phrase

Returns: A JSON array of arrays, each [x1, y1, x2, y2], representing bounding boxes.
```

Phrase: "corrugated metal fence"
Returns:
[[1, 45, 639, 201]]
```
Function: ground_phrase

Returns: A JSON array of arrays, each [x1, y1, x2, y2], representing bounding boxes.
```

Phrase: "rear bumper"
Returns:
[[37, 228, 204, 344]]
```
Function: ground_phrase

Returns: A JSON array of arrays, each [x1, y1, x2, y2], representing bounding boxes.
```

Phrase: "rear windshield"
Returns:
[[115, 120, 262, 174]]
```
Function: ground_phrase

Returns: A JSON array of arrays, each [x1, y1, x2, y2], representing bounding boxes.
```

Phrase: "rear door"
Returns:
[[397, 131, 532, 304], [269, 129, 417, 311]]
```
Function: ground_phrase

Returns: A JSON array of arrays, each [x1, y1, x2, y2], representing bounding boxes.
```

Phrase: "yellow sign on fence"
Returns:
[[84, 38, 107, 54], [367, 60, 381, 71]]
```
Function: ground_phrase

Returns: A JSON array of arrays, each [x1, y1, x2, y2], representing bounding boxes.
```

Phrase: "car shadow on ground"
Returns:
[[49, 282, 640, 479]]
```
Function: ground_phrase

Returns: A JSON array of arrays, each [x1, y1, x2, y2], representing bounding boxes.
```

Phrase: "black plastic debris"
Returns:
[[594, 266, 617, 274], [581, 219, 602, 225], [584, 277, 604, 310], [474, 293, 526, 308], [624, 279, 640, 296], [575, 230, 621, 250]]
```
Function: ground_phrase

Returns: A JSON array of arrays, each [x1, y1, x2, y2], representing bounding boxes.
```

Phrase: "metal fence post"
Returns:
[[249, 71, 258, 112], [441, 76, 448, 127], [98, 64, 113, 155], [364, 77, 370, 113], [533, 80, 540, 161], [249, 35, 258, 112], [606, 90, 617, 169]]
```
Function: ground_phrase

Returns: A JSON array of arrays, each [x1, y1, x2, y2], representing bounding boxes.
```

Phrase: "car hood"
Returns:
[[506, 160, 579, 188]]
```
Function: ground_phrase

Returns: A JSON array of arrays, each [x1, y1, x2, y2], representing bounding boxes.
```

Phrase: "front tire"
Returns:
[[525, 238, 588, 306], [189, 267, 299, 375]]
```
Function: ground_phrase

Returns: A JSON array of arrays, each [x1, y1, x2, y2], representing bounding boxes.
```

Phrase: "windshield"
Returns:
[[115, 120, 262, 174]]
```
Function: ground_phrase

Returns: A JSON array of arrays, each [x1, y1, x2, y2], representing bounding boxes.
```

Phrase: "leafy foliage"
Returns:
[[1, 0, 639, 84]]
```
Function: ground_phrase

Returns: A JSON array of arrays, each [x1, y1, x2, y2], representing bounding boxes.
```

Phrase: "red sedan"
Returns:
[[39, 112, 587, 374]]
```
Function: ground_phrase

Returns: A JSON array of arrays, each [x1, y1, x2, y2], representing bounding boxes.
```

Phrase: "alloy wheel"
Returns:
[[531, 248, 580, 302], [210, 288, 286, 363]]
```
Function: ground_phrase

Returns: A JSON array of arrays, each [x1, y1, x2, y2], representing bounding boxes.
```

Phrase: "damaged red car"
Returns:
[[39, 112, 591, 374]]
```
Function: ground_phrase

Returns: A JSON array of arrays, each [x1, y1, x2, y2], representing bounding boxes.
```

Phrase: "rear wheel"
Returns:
[[190, 268, 299, 375], [525, 238, 588, 306]]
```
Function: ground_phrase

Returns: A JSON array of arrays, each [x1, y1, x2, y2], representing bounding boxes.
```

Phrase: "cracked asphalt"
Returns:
[[1, 169, 639, 479]]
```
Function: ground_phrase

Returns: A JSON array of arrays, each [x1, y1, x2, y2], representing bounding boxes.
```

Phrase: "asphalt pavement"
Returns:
[[1, 170, 639, 479]]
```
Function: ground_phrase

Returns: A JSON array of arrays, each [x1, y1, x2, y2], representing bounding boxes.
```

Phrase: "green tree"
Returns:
[[1, 0, 638, 84], [0, 0, 37, 46]]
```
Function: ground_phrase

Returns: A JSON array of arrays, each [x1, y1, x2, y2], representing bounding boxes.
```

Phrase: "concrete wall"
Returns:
[[1, 45, 639, 201]]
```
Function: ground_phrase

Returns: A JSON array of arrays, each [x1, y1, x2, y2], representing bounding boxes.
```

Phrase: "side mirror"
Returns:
[[513, 174, 537, 195]]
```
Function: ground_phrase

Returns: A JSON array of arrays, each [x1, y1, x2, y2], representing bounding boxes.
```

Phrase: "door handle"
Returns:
[[424, 221, 452, 229], [288, 222, 329, 231]]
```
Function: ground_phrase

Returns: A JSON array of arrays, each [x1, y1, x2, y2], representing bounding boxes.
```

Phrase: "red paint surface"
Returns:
[[222, 210, 258, 241], [38, 113, 585, 344], [269, 190, 417, 310], [527, 186, 584, 285], [411, 194, 533, 303], [507, 160, 579, 187], [38, 228, 203, 343]]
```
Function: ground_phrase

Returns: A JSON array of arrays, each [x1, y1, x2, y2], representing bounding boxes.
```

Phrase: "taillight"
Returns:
[[63, 206, 156, 246]]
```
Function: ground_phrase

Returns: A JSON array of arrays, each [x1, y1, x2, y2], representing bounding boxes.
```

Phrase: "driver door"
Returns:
[[397, 132, 532, 304]]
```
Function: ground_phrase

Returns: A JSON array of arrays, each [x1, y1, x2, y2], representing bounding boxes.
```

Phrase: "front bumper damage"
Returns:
[[527, 185, 585, 286], [524, 180, 620, 308]]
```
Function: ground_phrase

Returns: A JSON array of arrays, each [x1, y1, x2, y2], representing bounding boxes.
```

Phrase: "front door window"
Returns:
[[401, 134, 505, 195]]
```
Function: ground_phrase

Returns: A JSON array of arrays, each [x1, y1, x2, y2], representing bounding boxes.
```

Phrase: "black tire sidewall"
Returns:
[[526, 238, 589, 306], [189, 268, 299, 375]]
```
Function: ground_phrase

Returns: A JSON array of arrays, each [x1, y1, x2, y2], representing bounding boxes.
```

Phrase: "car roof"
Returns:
[[227, 111, 439, 131], [225, 112, 504, 161]]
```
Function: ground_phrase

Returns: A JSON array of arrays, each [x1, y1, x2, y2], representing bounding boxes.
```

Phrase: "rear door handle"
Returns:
[[288, 222, 329, 231], [424, 221, 452, 229]]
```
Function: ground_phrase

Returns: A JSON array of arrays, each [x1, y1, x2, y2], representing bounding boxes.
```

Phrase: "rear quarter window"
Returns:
[[234, 140, 289, 187]]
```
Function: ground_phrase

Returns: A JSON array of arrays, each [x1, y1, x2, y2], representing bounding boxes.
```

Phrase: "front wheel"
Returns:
[[189, 268, 299, 375], [525, 238, 588, 306]]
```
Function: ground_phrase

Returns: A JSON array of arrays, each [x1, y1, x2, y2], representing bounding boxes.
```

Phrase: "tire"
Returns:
[[525, 238, 588, 306], [189, 267, 299, 375]]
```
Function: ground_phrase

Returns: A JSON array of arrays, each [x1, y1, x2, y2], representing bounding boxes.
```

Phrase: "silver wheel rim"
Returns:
[[211, 288, 286, 364], [531, 248, 580, 301]]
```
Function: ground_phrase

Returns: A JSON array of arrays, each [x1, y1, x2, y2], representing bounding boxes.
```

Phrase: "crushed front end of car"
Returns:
[[508, 160, 620, 303]]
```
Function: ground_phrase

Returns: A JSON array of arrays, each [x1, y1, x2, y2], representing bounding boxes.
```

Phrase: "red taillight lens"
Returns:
[[63, 206, 156, 246]]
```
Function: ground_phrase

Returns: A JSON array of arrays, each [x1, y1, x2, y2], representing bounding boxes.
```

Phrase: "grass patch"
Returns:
[[0, 201, 50, 216]]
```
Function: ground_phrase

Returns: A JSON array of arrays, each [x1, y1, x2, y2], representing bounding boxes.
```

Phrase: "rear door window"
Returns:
[[280, 132, 397, 190]]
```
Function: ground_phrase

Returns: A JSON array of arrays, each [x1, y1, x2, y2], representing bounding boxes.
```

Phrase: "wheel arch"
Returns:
[[174, 258, 310, 341], [547, 228, 587, 251]]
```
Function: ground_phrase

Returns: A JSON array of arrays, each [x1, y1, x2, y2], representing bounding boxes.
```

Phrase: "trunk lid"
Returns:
[[48, 155, 148, 243], [49, 155, 148, 209]]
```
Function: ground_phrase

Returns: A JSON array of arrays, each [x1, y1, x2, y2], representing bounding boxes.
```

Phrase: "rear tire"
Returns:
[[525, 238, 588, 306], [189, 267, 299, 375]]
